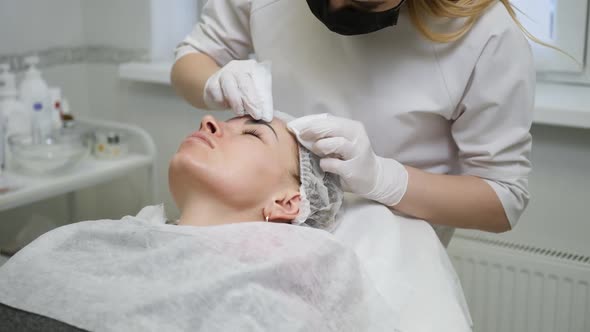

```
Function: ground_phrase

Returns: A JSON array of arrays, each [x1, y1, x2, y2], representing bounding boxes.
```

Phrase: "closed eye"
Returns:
[[243, 129, 263, 140]]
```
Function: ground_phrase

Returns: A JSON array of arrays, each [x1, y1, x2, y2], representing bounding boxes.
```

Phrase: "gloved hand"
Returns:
[[203, 59, 274, 122], [288, 114, 409, 207]]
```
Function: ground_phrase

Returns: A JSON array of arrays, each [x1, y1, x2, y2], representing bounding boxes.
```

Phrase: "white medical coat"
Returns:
[[175, 0, 535, 244]]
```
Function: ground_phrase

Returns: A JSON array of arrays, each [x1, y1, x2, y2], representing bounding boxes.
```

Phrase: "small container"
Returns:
[[93, 131, 128, 159], [8, 131, 89, 175]]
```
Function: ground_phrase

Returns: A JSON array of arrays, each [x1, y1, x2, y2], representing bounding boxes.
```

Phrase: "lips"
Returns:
[[187, 131, 215, 149]]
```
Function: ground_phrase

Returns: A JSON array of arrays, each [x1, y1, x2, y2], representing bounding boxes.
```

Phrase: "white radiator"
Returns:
[[448, 235, 590, 332]]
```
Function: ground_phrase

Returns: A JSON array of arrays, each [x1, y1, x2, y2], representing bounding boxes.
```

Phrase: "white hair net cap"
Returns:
[[274, 111, 343, 231]]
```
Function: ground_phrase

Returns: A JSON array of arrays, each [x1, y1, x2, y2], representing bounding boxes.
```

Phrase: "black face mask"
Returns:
[[306, 0, 405, 36]]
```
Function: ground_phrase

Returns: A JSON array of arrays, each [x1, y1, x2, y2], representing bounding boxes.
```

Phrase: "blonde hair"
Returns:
[[407, 0, 553, 48]]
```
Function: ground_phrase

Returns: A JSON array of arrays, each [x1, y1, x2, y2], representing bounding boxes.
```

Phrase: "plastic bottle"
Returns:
[[0, 64, 10, 173], [61, 98, 75, 128], [19, 56, 51, 144], [0, 64, 14, 95], [0, 106, 5, 174], [48, 87, 64, 130], [0, 63, 28, 173], [0, 63, 28, 135]]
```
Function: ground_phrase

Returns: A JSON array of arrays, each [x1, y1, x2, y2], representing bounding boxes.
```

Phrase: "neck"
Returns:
[[177, 192, 262, 227]]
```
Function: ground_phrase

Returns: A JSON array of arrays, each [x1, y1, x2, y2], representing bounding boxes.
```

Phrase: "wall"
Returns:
[[0, 0, 84, 55], [81, 64, 202, 220], [71, 0, 154, 222], [78, 0, 201, 221], [0, 0, 91, 249], [0, 0, 154, 249], [81, 0, 150, 51], [0, 0, 90, 115]]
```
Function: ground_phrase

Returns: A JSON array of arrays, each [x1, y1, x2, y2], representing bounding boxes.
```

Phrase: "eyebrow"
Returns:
[[245, 119, 279, 140]]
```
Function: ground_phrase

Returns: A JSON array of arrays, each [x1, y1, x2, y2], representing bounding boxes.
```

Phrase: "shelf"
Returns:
[[119, 62, 172, 85], [0, 118, 158, 212], [118, 62, 590, 130], [0, 155, 152, 212]]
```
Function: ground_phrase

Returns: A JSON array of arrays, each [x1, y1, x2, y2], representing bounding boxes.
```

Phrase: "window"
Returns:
[[511, 0, 589, 73], [150, 0, 203, 61]]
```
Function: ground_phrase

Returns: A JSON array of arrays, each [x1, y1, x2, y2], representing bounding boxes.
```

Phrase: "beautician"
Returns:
[[171, 0, 535, 246]]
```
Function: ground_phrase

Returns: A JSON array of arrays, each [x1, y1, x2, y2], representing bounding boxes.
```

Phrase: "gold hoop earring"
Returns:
[[265, 216, 269, 223]]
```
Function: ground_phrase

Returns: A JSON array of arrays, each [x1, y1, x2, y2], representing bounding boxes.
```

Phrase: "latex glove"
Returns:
[[288, 114, 409, 207], [204, 59, 274, 122]]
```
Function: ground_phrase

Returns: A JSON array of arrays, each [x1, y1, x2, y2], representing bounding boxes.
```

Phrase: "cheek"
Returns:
[[169, 141, 285, 209], [169, 142, 219, 189], [214, 144, 284, 204]]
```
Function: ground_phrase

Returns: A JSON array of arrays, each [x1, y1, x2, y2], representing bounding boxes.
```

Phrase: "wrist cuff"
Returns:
[[366, 157, 409, 207]]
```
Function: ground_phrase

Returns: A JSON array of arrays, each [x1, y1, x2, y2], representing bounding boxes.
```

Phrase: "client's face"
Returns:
[[169, 115, 301, 222]]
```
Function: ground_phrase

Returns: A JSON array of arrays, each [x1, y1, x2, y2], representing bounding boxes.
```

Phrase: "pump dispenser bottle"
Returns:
[[19, 56, 51, 144], [0, 63, 28, 136], [1, 63, 28, 173]]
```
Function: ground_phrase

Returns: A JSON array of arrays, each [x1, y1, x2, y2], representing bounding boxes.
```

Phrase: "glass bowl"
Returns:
[[8, 131, 90, 175]]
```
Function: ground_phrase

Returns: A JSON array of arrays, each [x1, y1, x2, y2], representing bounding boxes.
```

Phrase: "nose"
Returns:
[[200, 115, 223, 137]]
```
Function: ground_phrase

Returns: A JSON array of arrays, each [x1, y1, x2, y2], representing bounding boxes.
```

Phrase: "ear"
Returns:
[[265, 191, 301, 223]]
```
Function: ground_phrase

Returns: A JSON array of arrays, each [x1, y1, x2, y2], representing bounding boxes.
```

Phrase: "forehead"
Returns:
[[228, 116, 299, 167]]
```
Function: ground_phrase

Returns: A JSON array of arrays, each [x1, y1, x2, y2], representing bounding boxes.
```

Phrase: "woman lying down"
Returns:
[[0, 113, 401, 332]]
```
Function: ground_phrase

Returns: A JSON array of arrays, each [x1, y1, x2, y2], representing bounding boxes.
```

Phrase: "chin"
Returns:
[[171, 148, 209, 171]]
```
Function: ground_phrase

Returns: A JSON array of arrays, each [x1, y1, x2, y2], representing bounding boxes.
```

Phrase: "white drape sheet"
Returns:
[[0, 194, 472, 331], [0, 208, 399, 332], [334, 194, 473, 331]]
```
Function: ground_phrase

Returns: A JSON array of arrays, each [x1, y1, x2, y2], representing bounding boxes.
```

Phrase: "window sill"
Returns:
[[119, 62, 590, 130], [119, 61, 172, 85], [534, 82, 590, 129]]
